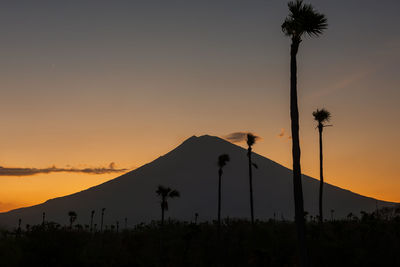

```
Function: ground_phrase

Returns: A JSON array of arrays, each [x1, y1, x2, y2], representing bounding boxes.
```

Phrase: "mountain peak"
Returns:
[[0, 133, 394, 228], [179, 134, 229, 147]]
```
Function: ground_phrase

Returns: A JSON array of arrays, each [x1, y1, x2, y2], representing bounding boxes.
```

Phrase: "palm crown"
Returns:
[[246, 133, 257, 148], [313, 108, 331, 124], [218, 154, 230, 169], [282, 0, 327, 40], [156, 185, 180, 199], [156, 185, 180, 211]]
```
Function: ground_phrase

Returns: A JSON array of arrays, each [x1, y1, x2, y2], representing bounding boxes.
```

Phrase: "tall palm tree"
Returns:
[[100, 208, 106, 232], [68, 211, 77, 229], [313, 108, 331, 223], [90, 210, 95, 232], [217, 154, 230, 229], [246, 133, 258, 225], [282, 1, 327, 266], [156, 185, 180, 226]]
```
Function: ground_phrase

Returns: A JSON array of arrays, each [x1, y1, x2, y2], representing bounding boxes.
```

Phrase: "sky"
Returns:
[[0, 0, 399, 212]]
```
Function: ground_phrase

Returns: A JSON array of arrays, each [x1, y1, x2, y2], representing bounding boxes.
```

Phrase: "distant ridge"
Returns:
[[0, 135, 395, 228]]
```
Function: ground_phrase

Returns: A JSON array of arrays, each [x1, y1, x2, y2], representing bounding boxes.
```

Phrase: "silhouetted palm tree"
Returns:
[[101, 208, 105, 232], [313, 108, 331, 223], [68, 211, 77, 229], [90, 210, 95, 232], [246, 133, 258, 225], [282, 1, 327, 266], [217, 154, 230, 229], [156, 185, 180, 226], [42, 212, 45, 226]]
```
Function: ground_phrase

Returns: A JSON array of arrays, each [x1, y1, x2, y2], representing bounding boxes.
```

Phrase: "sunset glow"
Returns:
[[1, 0, 399, 213]]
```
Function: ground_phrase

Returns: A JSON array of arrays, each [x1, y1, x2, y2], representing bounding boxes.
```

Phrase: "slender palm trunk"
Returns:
[[318, 124, 324, 223], [218, 169, 222, 230], [290, 39, 308, 267], [161, 198, 165, 226], [101, 212, 104, 232], [248, 147, 254, 225]]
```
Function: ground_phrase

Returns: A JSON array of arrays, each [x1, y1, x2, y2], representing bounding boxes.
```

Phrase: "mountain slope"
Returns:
[[0, 135, 394, 228]]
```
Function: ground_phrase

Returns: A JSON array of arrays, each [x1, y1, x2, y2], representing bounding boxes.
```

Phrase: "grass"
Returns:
[[0, 213, 399, 266]]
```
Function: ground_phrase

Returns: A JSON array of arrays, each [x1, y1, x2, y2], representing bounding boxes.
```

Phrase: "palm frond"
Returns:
[[218, 154, 230, 168], [169, 189, 180, 198], [282, 0, 327, 39], [313, 108, 331, 124], [68, 211, 77, 217], [247, 133, 257, 147], [156, 185, 169, 196]]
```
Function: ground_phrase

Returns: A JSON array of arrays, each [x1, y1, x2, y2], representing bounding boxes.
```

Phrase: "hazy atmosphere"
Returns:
[[1, 0, 399, 212]]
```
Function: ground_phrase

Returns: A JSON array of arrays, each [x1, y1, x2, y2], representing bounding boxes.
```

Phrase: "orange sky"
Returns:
[[0, 1, 399, 212]]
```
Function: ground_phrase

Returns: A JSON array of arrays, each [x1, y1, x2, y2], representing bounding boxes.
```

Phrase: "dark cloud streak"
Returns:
[[223, 132, 261, 143], [0, 163, 128, 177]]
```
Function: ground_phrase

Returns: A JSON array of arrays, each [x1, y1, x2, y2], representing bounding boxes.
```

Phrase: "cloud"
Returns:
[[224, 132, 261, 143], [0, 163, 128, 177]]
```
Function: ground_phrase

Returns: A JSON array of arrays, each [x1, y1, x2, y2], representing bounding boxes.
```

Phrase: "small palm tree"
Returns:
[[313, 108, 331, 223], [156, 185, 180, 226], [68, 211, 77, 229], [100, 208, 106, 232], [246, 133, 258, 225], [90, 210, 95, 232], [282, 1, 327, 266], [42, 212, 46, 226], [217, 154, 230, 229]]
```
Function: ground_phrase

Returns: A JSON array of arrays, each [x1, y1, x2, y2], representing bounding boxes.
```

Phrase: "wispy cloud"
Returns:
[[0, 162, 128, 177], [223, 132, 261, 143]]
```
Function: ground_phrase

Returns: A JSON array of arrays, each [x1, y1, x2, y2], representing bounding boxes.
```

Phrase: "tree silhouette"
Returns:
[[42, 212, 46, 226], [101, 208, 105, 232], [156, 185, 180, 226], [246, 133, 258, 226], [68, 211, 77, 229], [282, 1, 327, 266], [217, 154, 230, 230], [313, 108, 331, 223], [90, 210, 95, 232]]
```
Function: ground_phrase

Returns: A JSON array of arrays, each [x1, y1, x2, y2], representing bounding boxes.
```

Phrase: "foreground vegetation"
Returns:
[[1, 210, 399, 267]]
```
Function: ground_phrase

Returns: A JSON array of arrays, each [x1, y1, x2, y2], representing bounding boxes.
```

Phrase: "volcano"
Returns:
[[0, 135, 394, 228]]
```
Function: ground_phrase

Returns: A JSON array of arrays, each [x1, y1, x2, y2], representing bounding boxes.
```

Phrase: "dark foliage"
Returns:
[[1, 210, 399, 267]]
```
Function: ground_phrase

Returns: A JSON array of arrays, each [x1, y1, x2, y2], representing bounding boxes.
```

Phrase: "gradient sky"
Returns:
[[1, 0, 399, 212]]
